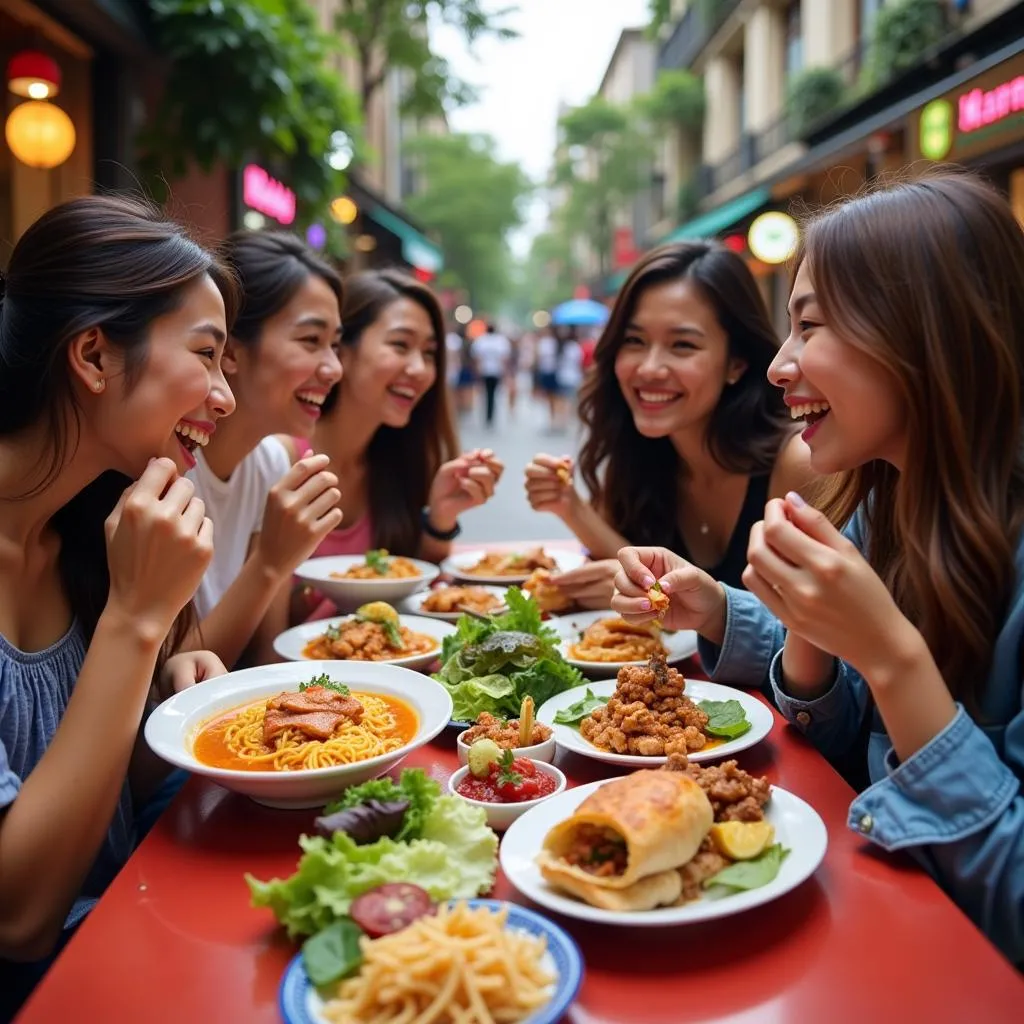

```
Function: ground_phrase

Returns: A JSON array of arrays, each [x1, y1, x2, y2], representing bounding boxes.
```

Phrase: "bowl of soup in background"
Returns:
[[144, 661, 452, 809]]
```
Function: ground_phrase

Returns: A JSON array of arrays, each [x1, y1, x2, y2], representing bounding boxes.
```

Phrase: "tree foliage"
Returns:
[[555, 97, 654, 279], [142, 0, 360, 222], [864, 0, 948, 88], [402, 133, 531, 312], [639, 69, 705, 134], [333, 0, 517, 118]]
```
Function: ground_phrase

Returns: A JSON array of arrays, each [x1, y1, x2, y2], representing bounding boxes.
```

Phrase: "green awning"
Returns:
[[661, 186, 771, 244], [365, 204, 444, 273]]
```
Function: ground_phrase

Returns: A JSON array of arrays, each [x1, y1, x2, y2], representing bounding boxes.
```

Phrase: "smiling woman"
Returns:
[[185, 232, 347, 668], [525, 241, 817, 595], [290, 269, 504, 622], [0, 194, 234, 1015]]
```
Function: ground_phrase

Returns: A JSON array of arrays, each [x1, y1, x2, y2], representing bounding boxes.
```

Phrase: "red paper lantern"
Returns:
[[7, 50, 61, 100], [723, 234, 746, 254]]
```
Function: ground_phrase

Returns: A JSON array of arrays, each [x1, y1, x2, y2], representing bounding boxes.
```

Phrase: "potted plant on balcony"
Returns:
[[863, 0, 948, 90], [785, 67, 847, 137]]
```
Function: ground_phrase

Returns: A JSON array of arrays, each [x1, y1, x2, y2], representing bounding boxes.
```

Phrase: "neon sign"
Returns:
[[242, 164, 296, 226], [958, 75, 1024, 133]]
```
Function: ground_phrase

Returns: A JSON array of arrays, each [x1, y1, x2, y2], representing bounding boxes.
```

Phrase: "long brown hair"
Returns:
[[578, 241, 792, 548], [0, 195, 238, 669], [804, 169, 1024, 713], [322, 269, 459, 554]]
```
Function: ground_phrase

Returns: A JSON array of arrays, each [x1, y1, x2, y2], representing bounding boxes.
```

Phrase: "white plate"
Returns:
[[397, 584, 510, 622], [500, 779, 827, 927], [273, 614, 454, 670], [441, 548, 587, 585], [550, 610, 698, 675], [144, 661, 452, 809], [536, 678, 774, 767], [294, 554, 440, 608]]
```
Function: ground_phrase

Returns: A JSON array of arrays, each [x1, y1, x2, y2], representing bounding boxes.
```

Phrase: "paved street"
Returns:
[[453, 377, 582, 544]]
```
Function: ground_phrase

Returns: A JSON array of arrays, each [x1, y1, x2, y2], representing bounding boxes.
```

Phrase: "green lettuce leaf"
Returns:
[[302, 918, 362, 986], [704, 844, 790, 892], [448, 674, 518, 722], [246, 795, 497, 938], [698, 699, 752, 740], [322, 768, 440, 842], [553, 688, 610, 724]]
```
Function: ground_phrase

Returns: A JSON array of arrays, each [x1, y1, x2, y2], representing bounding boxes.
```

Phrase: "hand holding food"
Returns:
[[744, 494, 916, 681], [522, 567, 573, 612], [428, 447, 505, 525], [104, 457, 214, 639], [257, 451, 343, 579], [613, 545, 727, 639], [524, 452, 579, 519], [549, 558, 620, 610]]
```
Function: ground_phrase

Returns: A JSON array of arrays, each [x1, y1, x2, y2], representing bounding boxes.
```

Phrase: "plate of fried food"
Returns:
[[536, 654, 773, 767], [441, 547, 586, 586], [551, 610, 698, 674], [273, 602, 454, 670], [294, 550, 440, 607], [397, 583, 509, 622], [500, 762, 827, 926]]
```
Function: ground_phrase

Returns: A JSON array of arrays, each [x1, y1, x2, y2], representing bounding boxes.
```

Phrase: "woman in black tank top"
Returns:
[[525, 241, 816, 598]]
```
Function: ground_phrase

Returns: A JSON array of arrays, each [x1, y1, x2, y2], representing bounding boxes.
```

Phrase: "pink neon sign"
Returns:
[[958, 75, 1024, 133], [242, 163, 296, 225]]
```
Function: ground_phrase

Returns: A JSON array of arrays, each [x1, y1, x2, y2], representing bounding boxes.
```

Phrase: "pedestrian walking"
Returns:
[[471, 322, 511, 428]]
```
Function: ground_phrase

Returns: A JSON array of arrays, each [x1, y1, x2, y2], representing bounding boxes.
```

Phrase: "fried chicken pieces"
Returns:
[[662, 755, 773, 901], [580, 653, 709, 756]]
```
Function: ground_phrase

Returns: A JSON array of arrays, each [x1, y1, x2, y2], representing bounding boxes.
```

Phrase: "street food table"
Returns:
[[15, 542, 1024, 1023]]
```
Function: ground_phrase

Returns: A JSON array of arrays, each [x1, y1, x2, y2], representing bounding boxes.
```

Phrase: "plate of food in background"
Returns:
[[397, 583, 509, 621], [294, 550, 440, 607], [274, 602, 453, 670], [536, 654, 773, 768], [278, 898, 583, 1024], [144, 662, 452, 808], [551, 610, 698, 675], [441, 546, 587, 586], [500, 765, 827, 926]]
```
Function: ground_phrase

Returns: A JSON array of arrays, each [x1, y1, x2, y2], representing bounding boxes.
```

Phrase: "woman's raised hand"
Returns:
[[427, 448, 505, 526], [256, 451, 343, 579], [104, 458, 214, 641], [612, 545, 727, 642], [524, 453, 578, 520]]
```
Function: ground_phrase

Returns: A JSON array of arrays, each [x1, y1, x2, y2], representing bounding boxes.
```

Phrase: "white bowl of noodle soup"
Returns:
[[144, 661, 453, 809]]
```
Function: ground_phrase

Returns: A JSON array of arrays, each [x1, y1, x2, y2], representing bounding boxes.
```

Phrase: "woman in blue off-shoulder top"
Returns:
[[611, 170, 1024, 966]]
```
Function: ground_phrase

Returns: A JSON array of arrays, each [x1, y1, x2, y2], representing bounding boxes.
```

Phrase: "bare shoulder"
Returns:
[[768, 432, 818, 500]]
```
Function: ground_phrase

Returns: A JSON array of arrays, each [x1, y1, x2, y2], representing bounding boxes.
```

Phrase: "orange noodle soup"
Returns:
[[192, 681, 418, 772], [302, 618, 438, 661]]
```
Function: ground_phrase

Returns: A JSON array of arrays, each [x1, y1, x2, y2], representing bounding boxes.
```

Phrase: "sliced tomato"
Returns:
[[350, 883, 436, 939]]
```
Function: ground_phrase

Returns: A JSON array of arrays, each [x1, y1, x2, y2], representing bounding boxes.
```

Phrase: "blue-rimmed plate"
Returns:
[[279, 898, 584, 1024]]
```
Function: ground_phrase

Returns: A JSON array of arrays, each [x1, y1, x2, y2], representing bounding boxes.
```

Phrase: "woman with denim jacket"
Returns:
[[610, 170, 1024, 965]]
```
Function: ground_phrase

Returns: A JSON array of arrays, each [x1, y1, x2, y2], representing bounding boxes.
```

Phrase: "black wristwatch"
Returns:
[[421, 506, 462, 541]]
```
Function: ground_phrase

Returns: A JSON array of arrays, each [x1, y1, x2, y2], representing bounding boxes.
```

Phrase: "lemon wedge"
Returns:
[[709, 821, 775, 860], [355, 602, 400, 625]]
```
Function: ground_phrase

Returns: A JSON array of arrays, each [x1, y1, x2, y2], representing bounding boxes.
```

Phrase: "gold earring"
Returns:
[[92, 379, 105, 392]]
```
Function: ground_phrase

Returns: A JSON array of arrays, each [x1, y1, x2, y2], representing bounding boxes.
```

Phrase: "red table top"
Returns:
[[17, 690, 1024, 1023]]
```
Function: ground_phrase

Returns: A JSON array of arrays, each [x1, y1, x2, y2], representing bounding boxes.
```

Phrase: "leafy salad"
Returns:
[[246, 770, 497, 940], [433, 588, 583, 722]]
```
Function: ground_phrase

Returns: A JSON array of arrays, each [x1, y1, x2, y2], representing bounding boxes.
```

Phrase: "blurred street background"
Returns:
[[3, 0, 1024, 537]]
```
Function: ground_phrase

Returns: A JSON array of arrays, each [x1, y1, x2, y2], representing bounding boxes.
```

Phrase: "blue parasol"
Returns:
[[550, 298, 610, 327]]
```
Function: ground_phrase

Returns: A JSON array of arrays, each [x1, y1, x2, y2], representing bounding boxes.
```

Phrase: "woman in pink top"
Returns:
[[288, 270, 503, 622]]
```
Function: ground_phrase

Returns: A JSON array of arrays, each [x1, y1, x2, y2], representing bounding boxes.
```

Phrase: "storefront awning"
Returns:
[[661, 186, 771, 245], [363, 203, 444, 274]]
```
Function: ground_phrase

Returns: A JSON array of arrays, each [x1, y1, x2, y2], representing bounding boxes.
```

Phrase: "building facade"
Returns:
[[651, 0, 1024, 330]]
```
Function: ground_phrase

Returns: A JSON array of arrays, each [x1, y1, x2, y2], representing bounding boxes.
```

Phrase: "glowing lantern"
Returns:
[[5, 101, 76, 169], [6, 50, 61, 100]]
